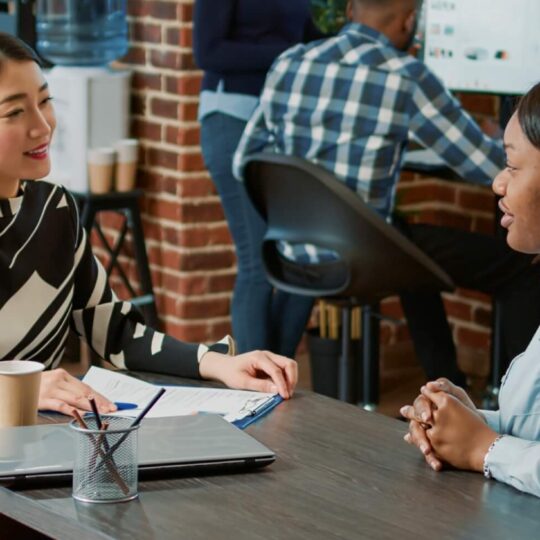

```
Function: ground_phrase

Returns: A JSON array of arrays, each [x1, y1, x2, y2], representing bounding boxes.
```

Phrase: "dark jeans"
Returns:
[[398, 221, 540, 385], [200, 112, 314, 357]]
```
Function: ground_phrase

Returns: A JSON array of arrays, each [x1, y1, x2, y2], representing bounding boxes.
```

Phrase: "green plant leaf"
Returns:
[[311, 0, 348, 34]]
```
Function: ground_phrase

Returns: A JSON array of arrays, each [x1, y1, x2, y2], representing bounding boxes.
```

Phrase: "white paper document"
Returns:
[[82, 367, 277, 423]]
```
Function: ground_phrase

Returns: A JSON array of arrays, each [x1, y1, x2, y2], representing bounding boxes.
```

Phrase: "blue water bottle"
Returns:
[[36, 0, 128, 66]]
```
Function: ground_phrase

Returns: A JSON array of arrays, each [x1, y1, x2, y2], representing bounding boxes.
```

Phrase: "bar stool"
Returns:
[[244, 154, 454, 408], [72, 189, 159, 328]]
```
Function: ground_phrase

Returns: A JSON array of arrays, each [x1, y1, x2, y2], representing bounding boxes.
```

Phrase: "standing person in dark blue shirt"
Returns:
[[193, 0, 322, 357]]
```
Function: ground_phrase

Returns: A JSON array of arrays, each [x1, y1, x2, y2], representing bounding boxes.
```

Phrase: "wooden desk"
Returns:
[[1, 375, 538, 540]]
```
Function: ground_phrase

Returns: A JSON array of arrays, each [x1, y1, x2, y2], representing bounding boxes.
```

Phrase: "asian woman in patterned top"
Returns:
[[0, 33, 297, 416]]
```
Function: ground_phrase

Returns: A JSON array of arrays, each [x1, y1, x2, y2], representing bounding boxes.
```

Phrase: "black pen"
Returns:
[[88, 395, 103, 429], [130, 387, 166, 427], [93, 387, 166, 474]]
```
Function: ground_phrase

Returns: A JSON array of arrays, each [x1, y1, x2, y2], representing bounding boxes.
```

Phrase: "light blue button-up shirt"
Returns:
[[198, 81, 258, 123], [482, 325, 540, 497]]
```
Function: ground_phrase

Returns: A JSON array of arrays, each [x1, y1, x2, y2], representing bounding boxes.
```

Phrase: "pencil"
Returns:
[[72, 408, 89, 430]]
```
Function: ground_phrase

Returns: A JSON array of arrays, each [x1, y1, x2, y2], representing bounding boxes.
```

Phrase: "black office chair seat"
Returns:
[[244, 153, 454, 407]]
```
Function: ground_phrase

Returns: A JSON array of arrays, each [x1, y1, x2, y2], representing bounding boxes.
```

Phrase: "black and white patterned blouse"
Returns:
[[0, 180, 231, 375]]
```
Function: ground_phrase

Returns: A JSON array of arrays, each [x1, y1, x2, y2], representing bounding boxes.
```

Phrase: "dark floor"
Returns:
[[296, 338, 492, 417], [295, 343, 425, 418]]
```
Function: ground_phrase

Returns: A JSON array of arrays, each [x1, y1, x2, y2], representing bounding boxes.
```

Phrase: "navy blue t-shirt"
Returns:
[[193, 0, 322, 96]]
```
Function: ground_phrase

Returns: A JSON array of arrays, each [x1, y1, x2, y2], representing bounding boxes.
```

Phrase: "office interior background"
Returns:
[[86, 0, 497, 400]]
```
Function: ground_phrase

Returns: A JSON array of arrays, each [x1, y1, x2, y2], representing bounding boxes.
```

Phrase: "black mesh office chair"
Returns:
[[244, 154, 454, 407]]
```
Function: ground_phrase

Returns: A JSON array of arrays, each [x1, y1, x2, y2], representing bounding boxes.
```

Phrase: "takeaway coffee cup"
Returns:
[[0, 361, 45, 428], [88, 147, 116, 194], [114, 139, 139, 192]]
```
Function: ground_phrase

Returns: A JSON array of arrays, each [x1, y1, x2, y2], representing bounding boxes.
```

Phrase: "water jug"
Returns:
[[36, 0, 128, 66]]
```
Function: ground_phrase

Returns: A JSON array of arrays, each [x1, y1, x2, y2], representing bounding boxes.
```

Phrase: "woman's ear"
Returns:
[[404, 9, 418, 34]]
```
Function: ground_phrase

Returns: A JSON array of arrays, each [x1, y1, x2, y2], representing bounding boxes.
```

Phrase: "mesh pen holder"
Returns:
[[70, 416, 139, 503]]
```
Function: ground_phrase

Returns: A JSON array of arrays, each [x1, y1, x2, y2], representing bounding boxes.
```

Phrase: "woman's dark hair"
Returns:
[[0, 32, 41, 68], [517, 82, 540, 151]]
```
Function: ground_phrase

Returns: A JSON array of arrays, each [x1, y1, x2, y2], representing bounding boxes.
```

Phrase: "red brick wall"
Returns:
[[95, 1, 500, 360], [95, 0, 235, 344]]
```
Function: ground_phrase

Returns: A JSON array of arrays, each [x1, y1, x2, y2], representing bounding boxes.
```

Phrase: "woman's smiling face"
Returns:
[[492, 113, 540, 254], [0, 59, 55, 197]]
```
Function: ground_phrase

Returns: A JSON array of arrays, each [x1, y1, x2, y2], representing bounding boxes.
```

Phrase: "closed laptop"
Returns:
[[0, 415, 275, 484]]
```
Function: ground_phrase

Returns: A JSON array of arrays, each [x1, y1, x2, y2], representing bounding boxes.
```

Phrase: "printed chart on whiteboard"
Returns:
[[421, 0, 540, 94]]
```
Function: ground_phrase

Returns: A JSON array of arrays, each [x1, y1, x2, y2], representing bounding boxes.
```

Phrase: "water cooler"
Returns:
[[45, 67, 131, 192], [36, 0, 130, 191]]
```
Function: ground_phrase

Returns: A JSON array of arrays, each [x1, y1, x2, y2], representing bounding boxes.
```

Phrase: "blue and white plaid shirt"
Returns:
[[233, 23, 505, 262]]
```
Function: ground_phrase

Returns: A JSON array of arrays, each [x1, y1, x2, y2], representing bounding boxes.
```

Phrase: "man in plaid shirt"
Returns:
[[233, 0, 540, 385]]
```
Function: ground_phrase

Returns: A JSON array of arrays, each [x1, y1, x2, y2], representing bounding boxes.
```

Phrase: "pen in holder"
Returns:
[[70, 415, 139, 504]]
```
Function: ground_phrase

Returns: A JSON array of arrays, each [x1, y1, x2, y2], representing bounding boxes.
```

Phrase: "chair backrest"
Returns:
[[244, 153, 454, 305]]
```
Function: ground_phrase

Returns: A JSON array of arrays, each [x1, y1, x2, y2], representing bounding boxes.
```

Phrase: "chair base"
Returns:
[[320, 301, 380, 407], [362, 403, 377, 412], [73, 190, 159, 328]]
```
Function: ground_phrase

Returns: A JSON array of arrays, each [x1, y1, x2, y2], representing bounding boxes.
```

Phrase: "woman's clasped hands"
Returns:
[[400, 378, 499, 473]]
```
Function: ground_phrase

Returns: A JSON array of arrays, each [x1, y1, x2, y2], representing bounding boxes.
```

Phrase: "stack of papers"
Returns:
[[82, 367, 282, 427]]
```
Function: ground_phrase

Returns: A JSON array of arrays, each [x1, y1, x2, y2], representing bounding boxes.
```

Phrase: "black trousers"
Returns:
[[397, 222, 540, 385]]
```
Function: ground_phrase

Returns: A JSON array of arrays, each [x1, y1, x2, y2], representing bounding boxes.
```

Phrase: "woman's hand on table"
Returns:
[[39, 368, 117, 416], [199, 350, 298, 399]]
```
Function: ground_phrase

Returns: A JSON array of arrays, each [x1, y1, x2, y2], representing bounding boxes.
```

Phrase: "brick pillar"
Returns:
[[94, 0, 235, 344]]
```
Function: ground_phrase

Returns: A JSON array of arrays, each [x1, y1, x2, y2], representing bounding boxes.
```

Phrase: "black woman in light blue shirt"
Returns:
[[402, 81, 540, 498]]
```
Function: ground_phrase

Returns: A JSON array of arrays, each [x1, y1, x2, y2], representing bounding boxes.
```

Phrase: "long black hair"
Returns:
[[0, 32, 41, 70], [517, 82, 540, 150]]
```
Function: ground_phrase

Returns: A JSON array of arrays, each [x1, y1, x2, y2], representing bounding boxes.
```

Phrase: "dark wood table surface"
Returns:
[[1, 372, 539, 540]]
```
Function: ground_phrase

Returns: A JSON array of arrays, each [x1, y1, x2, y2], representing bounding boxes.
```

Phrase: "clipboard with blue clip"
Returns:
[[178, 389, 284, 429], [231, 394, 284, 429]]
